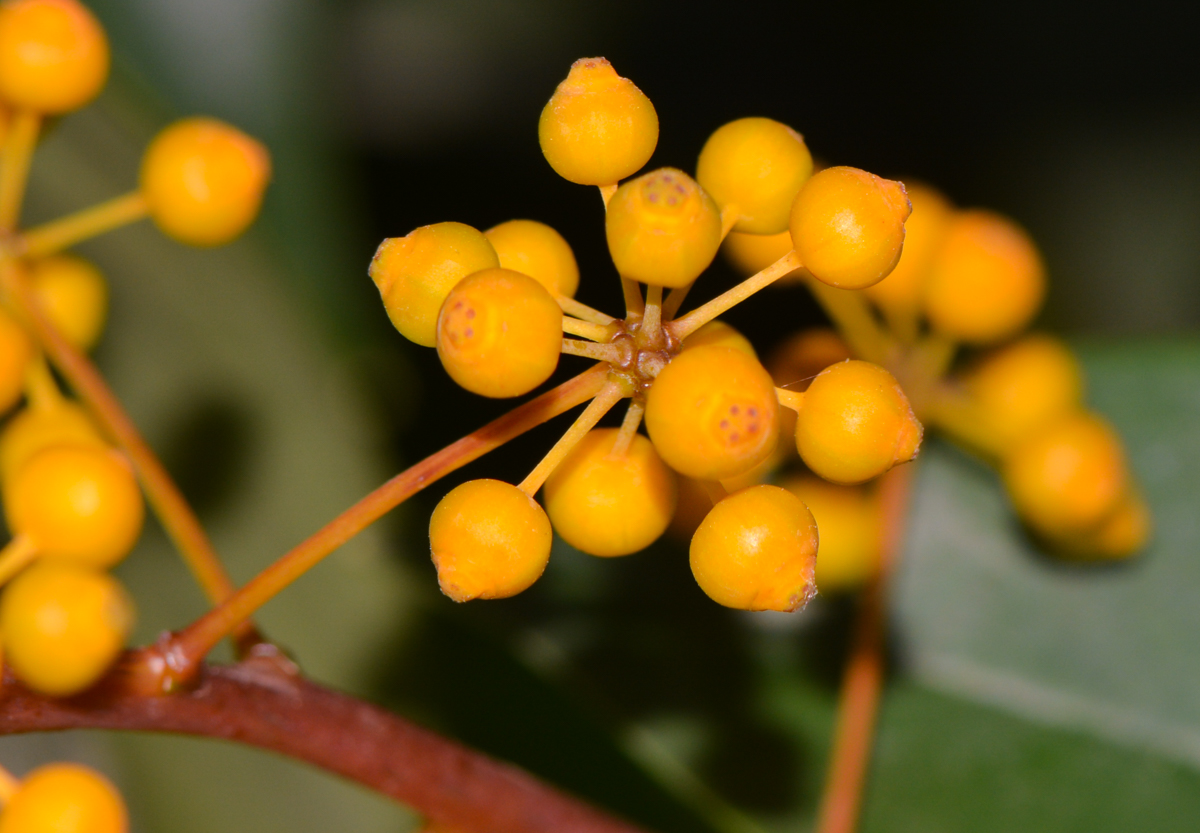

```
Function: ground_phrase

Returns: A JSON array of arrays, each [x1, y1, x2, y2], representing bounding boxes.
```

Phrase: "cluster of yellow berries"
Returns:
[[371, 57, 925, 612], [0, 1, 269, 826]]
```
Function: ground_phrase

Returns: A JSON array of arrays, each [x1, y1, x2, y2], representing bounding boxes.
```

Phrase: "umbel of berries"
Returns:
[[368, 56, 920, 613]]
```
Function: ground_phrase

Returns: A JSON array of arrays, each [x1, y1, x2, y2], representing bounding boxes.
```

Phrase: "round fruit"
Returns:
[[484, 219, 580, 298], [0, 0, 108, 114]]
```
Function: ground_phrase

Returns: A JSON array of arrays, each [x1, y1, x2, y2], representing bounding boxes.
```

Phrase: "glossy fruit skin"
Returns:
[[924, 209, 1045, 344], [5, 444, 144, 567], [721, 230, 800, 280], [140, 117, 271, 247], [1004, 411, 1128, 539], [0, 398, 104, 487], [961, 333, 1083, 449], [690, 485, 818, 612], [863, 182, 952, 316], [0, 763, 127, 833], [538, 57, 658, 186], [0, 0, 108, 114], [789, 166, 911, 289], [429, 479, 552, 602], [680, 320, 756, 357], [436, 268, 562, 398], [370, 222, 498, 347], [645, 345, 779, 481], [606, 168, 722, 288], [0, 563, 133, 696], [783, 474, 878, 592], [28, 254, 108, 350], [0, 306, 33, 415], [543, 428, 677, 557], [696, 117, 813, 234], [794, 360, 922, 485], [484, 219, 580, 298]]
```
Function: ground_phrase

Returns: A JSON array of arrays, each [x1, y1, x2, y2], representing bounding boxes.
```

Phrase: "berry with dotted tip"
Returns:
[[543, 428, 677, 557], [924, 209, 1045, 344], [721, 229, 801, 280], [5, 444, 144, 568], [689, 484, 818, 612], [0, 398, 104, 487], [794, 359, 922, 485], [782, 474, 878, 592], [428, 479, 552, 602], [0, 0, 108, 114], [484, 219, 580, 298], [0, 307, 33, 416], [436, 268, 562, 399], [28, 254, 108, 351], [370, 222, 498, 348], [140, 117, 271, 247], [0, 562, 133, 696], [696, 117, 813, 235], [538, 57, 658, 186], [645, 345, 779, 481], [863, 182, 952, 317], [789, 166, 911, 289]]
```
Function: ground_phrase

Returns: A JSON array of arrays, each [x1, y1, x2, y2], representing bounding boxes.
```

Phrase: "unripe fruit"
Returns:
[[370, 222, 498, 347], [645, 345, 779, 481], [794, 360, 922, 485], [436, 268, 562, 398], [721, 230, 800, 279], [0, 399, 104, 487], [924, 209, 1045, 344], [429, 479, 551, 602], [782, 475, 878, 592], [1004, 412, 1128, 539], [28, 254, 108, 350], [0, 306, 33, 415], [606, 168, 722, 288], [141, 117, 271, 247], [0, 763, 127, 833], [960, 333, 1083, 449], [538, 57, 658, 186], [690, 485, 818, 612], [543, 429, 677, 557], [789, 167, 911, 289], [681, 320, 756, 357], [0, 0, 108, 114], [484, 219, 580, 298], [863, 182, 952, 316], [5, 444, 144, 568], [696, 117, 813, 234], [0, 563, 133, 696]]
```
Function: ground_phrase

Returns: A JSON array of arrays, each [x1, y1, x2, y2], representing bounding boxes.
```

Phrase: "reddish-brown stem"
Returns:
[[155, 364, 610, 690], [0, 659, 647, 833], [813, 464, 914, 833], [0, 261, 262, 654]]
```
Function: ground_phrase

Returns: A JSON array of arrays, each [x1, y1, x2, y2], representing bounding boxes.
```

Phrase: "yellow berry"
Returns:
[[0, 563, 133, 696], [1004, 412, 1128, 539], [428, 479, 551, 602], [0, 763, 127, 833], [690, 484, 818, 612], [794, 360, 922, 484], [140, 117, 271, 247], [0, 306, 33, 415], [782, 474, 878, 592], [538, 57, 658, 186], [436, 268, 562, 398], [543, 429, 677, 557], [721, 230, 801, 280], [789, 166, 911, 289], [28, 254, 108, 350], [645, 345, 779, 481], [0, 398, 103, 487], [370, 222, 498, 347], [960, 333, 1084, 449], [484, 219, 579, 298], [696, 117, 813, 234], [5, 444, 144, 568], [863, 182, 953, 316], [681, 320, 756, 357], [0, 0, 108, 114], [924, 209, 1045, 344], [605, 167, 722, 288]]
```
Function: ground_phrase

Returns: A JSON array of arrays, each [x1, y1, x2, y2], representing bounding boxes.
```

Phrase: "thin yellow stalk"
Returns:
[[599, 184, 618, 207], [668, 251, 801, 341], [557, 295, 615, 325], [662, 282, 694, 321], [0, 534, 39, 586], [518, 382, 625, 495], [0, 110, 40, 231], [19, 192, 149, 257], [804, 277, 892, 365], [719, 204, 740, 240], [640, 284, 663, 346], [23, 354, 65, 410], [562, 316, 615, 342], [562, 338, 622, 362], [775, 387, 805, 413], [610, 399, 644, 456]]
